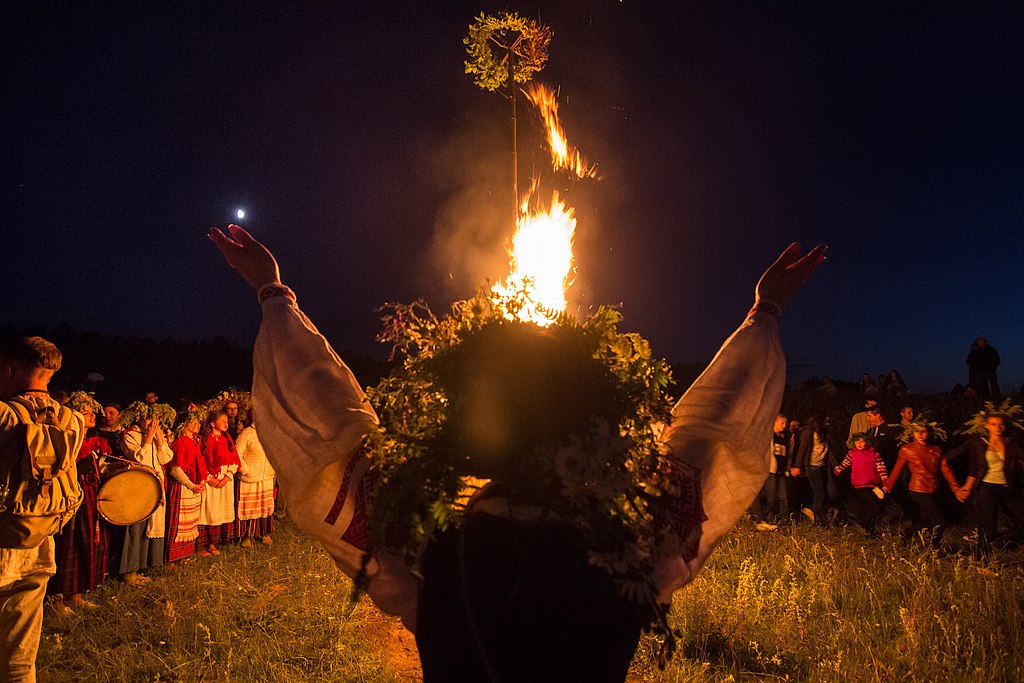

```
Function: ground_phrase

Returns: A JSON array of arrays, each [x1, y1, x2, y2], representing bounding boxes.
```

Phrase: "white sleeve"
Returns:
[[235, 428, 252, 475], [169, 465, 195, 488], [157, 442, 174, 466], [251, 296, 420, 628], [654, 310, 785, 599], [122, 429, 145, 463]]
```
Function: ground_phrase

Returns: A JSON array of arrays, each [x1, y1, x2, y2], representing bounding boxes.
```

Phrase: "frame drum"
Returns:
[[96, 458, 163, 526]]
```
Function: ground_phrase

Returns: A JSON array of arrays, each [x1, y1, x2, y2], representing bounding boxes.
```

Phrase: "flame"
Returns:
[[492, 84, 594, 325], [493, 192, 576, 325], [523, 83, 598, 179]]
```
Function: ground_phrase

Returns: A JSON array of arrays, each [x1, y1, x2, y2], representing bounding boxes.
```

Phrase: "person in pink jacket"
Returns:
[[834, 433, 888, 536]]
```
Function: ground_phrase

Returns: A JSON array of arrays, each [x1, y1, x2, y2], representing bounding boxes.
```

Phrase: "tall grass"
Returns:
[[38, 522, 406, 682], [38, 518, 1023, 682], [632, 520, 1024, 682]]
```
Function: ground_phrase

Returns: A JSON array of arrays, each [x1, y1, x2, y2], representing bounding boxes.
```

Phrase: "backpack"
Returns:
[[0, 396, 84, 549]]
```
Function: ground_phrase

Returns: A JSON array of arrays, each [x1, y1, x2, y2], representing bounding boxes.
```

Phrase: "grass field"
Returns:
[[36, 515, 1024, 682]]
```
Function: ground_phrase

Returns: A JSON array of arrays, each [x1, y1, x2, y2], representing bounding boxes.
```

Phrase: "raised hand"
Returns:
[[208, 224, 281, 291], [755, 242, 828, 312]]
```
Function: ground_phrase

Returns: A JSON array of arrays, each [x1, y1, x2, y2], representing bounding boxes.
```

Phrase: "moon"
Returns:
[[236, 208, 246, 220]]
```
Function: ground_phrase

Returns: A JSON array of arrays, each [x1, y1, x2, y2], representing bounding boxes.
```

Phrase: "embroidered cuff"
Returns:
[[257, 282, 296, 304], [748, 299, 782, 320]]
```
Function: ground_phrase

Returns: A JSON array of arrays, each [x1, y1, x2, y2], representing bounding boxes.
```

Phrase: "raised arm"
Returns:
[[654, 243, 825, 599], [210, 225, 416, 627]]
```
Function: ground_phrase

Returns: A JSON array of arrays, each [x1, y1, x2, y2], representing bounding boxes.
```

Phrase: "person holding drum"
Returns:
[[200, 411, 240, 555], [49, 392, 111, 614], [117, 404, 174, 584]]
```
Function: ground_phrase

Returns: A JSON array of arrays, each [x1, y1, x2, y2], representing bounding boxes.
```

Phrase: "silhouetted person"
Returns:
[[967, 337, 1000, 397]]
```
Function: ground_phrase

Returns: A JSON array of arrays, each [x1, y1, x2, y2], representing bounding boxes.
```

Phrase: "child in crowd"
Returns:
[[834, 433, 888, 536]]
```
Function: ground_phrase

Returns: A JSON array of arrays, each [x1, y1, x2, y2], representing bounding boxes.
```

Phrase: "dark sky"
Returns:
[[3, 1, 1022, 393]]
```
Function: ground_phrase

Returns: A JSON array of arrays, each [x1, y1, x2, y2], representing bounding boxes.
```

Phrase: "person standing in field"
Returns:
[[0, 336, 85, 683], [847, 397, 878, 448], [166, 410, 208, 565], [209, 224, 825, 681], [200, 411, 239, 555], [235, 412, 276, 547], [966, 337, 1000, 397], [49, 392, 110, 614], [792, 414, 839, 524], [118, 408, 174, 584]]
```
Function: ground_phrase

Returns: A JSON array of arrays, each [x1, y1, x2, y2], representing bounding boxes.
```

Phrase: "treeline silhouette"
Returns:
[[0, 322, 393, 405]]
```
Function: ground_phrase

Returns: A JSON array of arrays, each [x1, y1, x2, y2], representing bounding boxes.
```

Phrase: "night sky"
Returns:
[[4, 2, 1022, 393]]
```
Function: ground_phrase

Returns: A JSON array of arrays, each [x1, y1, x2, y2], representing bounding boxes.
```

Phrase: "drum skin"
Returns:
[[96, 459, 163, 526]]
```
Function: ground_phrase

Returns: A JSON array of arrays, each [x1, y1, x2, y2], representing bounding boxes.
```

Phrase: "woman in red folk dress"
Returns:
[[200, 411, 239, 554], [49, 392, 110, 614], [166, 410, 208, 565]]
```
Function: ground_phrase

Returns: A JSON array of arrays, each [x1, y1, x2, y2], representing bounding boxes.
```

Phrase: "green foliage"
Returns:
[[897, 412, 950, 444], [205, 387, 252, 418], [117, 400, 177, 429], [464, 11, 552, 91], [66, 390, 102, 417], [362, 287, 677, 614], [962, 398, 1024, 438]]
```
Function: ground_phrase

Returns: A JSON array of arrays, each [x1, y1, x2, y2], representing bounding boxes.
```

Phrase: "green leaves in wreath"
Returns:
[[464, 11, 553, 92]]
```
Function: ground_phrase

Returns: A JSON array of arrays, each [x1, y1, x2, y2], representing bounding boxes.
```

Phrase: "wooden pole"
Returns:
[[508, 48, 518, 229]]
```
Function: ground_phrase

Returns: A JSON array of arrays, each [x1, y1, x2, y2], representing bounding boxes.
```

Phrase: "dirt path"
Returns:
[[354, 603, 423, 682]]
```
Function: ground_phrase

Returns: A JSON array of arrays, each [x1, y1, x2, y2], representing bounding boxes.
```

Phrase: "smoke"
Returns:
[[417, 107, 519, 303]]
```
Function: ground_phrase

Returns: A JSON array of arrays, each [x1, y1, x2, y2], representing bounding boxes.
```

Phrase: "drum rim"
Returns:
[[96, 467, 163, 526]]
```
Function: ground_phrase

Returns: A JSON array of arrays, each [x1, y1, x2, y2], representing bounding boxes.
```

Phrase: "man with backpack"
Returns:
[[0, 336, 84, 682]]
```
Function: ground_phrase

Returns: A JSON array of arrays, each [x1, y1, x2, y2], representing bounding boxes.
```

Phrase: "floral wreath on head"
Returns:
[[204, 388, 252, 419], [173, 406, 209, 438], [961, 399, 1024, 439], [117, 401, 177, 430], [358, 286, 698, 661], [897, 413, 948, 445], [67, 391, 102, 417]]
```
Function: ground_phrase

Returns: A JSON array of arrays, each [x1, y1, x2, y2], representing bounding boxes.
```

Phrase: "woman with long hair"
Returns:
[[952, 405, 1024, 550]]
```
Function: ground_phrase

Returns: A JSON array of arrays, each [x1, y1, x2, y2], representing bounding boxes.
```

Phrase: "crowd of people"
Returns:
[[45, 388, 278, 614], [750, 392, 1024, 554]]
